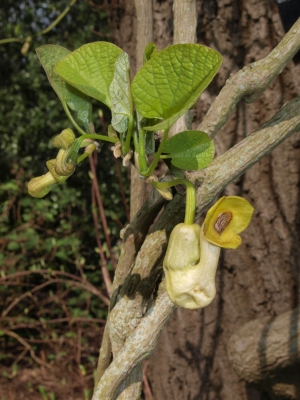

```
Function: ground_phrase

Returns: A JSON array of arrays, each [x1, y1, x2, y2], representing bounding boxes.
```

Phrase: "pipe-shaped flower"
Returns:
[[27, 159, 69, 198], [164, 224, 220, 309], [203, 196, 254, 249], [163, 196, 254, 309]]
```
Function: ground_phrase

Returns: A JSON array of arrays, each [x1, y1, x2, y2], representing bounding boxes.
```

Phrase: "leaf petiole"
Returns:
[[156, 154, 171, 159], [76, 134, 118, 145], [142, 128, 170, 177], [77, 152, 90, 164], [138, 128, 149, 173], [62, 103, 88, 136], [122, 114, 134, 155]]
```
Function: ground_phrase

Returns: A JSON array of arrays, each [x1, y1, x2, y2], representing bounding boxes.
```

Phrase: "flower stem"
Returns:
[[151, 178, 196, 224]]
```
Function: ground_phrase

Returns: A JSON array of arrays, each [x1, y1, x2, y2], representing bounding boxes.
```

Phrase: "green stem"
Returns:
[[77, 134, 118, 145], [122, 73, 134, 155], [144, 128, 169, 177], [123, 115, 134, 154], [77, 152, 90, 164], [157, 154, 171, 159], [133, 128, 139, 154], [0, 38, 22, 45], [62, 104, 118, 143], [138, 129, 148, 174], [62, 103, 87, 136], [151, 179, 196, 224], [38, 0, 77, 36]]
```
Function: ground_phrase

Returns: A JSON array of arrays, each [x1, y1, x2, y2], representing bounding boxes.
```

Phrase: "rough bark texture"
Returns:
[[107, 1, 300, 399], [147, 1, 300, 400], [227, 306, 300, 399]]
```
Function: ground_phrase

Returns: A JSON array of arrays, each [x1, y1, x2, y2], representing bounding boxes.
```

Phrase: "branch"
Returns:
[[227, 306, 300, 399], [130, 0, 154, 219], [92, 291, 176, 400], [95, 12, 300, 400], [198, 17, 300, 138], [173, 0, 197, 44], [190, 96, 300, 215], [170, 0, 197, 137], [94, 189, 167, 388], [96, 94, 300, 398], [135, 0, 153, 71]]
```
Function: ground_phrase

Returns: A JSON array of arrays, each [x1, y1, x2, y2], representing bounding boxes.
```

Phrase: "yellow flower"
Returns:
[[203, 196, 254, 249], [164, 224, 220, 309], [27, 159, 70, 198], [28, 171, 58, 198], [163, 196, 254, 309]]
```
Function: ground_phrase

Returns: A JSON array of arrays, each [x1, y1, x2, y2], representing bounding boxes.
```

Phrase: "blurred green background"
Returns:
[[0, 1, 129, 398]]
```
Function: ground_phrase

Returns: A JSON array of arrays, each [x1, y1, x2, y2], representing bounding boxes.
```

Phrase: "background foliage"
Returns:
[[0, 1, 128, 398]]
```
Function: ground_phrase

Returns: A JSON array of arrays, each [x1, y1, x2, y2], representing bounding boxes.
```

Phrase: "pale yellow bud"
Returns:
[[111, 142, 122, 158], [52, 128, 75, 150], [28, 172, 58, 198], [122, 150, 133, 167]]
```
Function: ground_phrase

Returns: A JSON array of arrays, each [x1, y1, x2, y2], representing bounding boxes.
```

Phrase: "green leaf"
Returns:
[[54, 42, 123, 108], [36, 45, 92, 129], [131, 44, 222, 131], [162, 130, 215, 170], [109, 52, 132, 133]]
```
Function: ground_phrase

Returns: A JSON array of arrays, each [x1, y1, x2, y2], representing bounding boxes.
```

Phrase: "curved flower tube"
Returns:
[[54, 147, 77, 176], [163, 196, 254, 309], [164, 225, 220, 309], [27, 159, 69, 198]]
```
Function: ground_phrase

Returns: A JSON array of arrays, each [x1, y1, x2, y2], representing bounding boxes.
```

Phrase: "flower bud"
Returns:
[[111, 142, 122, 158], [84, 143, 96, 156], [122, 150, 133, 167], [52, 128, 75, 150]]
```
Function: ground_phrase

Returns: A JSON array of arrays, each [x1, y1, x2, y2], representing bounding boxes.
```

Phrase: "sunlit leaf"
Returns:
[[132, 44, 222, 131], [54, 42, 123, 108], [36, 45, 92, 128]]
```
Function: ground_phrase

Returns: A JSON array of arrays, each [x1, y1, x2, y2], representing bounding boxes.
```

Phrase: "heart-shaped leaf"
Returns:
[[109, 52, 132, 133], [54, 42, 123, 108], [36, 45, 92, 129], [131, 44, 222, 131], [162, 130, 215, 170]]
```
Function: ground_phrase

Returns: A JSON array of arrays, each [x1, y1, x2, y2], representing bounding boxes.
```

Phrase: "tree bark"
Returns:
[[106, 1, 300, 399], [146, 1, 300, 400], [227, 306, 300, 399]]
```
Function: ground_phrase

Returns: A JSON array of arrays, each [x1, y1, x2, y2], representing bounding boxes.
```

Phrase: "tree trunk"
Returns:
[[227, 306, 300, 399], [108, 0, 300, 399]]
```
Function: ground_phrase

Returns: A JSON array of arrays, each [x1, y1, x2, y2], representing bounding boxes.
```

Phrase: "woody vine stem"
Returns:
[[92, 12, 300, 400]]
